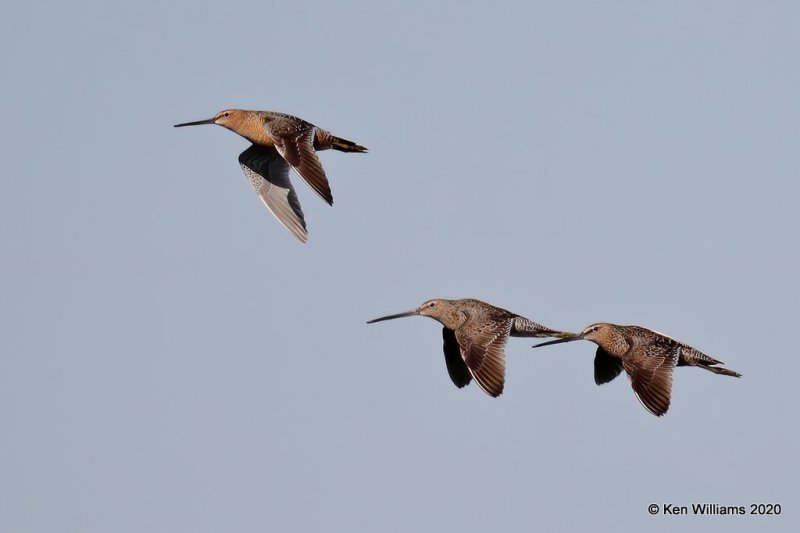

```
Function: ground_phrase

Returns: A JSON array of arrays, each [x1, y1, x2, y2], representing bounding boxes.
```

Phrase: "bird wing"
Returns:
[[594, 346, 624, 385], [454, 317, 512, 397], [622, 341, 678, 416], [264, 119, 333, 205], [238, 144, 308, 243], [441, 327, 472, 389]]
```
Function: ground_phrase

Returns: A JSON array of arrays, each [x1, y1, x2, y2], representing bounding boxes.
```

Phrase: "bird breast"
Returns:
[[226, 117, 275, 147], [438, 308, 468, 331]]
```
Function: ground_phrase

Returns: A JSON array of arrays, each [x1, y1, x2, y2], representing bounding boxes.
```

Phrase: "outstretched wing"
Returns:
[[594, 346, 624, 385], [238, 144, 307, 242], [264, 119, 333, 205], [442, 327, 472, 389], [454, 318, 512, 397], [623, 341, 679, 416]]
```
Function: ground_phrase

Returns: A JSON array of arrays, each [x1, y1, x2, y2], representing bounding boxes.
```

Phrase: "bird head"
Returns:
[[174, 109, 245, 129], [532, 322, 611, 349], [578, 323, 606, 342], [366, 299, 448, 324]]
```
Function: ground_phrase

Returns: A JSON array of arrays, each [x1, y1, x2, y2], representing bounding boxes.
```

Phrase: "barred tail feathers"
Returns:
[[511, 316, 575, 338], [698, 364, 742, 378], [330, 135, 367, 153]]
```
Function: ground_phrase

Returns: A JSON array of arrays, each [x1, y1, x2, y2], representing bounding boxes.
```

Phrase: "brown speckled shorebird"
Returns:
[[533, 323, 741, 416], [175, 109, 367, 242], [367, 298, 574, 397]]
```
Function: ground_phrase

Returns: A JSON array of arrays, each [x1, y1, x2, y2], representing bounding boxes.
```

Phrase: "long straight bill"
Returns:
[[532, 335, 583, 349], [366, 310, 418, 324], [174, 118, 216, 127]]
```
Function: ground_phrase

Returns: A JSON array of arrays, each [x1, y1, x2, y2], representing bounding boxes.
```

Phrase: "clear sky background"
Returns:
[[1, 1, 798, 532]]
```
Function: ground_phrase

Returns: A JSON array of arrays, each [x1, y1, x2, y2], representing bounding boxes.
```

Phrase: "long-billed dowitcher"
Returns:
[[175, 109, 367, 242], [367, 298, 574, 397], [533, 323, 741, 416]]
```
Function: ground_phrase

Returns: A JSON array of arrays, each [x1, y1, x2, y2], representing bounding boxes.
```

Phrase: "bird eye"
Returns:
[[429, 302, 436, 308]]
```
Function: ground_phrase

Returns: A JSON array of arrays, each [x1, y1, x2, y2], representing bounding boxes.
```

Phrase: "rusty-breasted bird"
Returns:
[[367, 298, 574, 397], [175, 109, 367, 242], [533, 323, 741, 416]]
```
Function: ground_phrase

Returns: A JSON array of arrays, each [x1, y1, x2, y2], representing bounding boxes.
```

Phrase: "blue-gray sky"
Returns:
[[1, 1, 798, 532]]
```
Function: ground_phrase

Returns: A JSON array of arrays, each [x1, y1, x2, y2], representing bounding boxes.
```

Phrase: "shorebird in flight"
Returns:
[[533, 323, 741, 416], [175, 109, 366, 242], [368, 298, 573, 397]]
